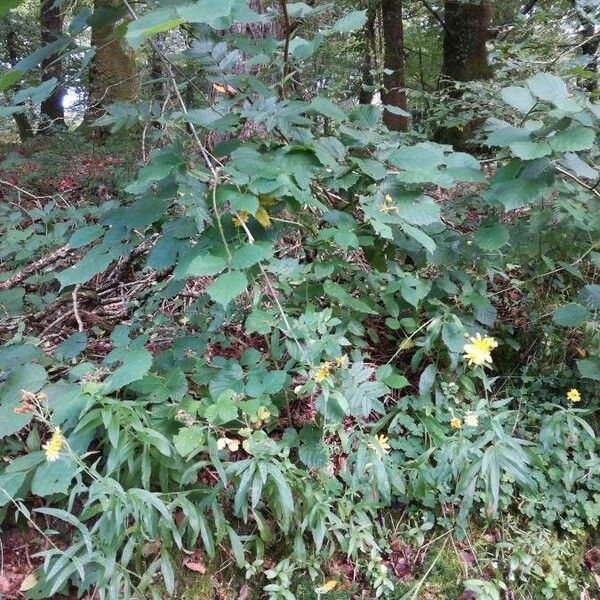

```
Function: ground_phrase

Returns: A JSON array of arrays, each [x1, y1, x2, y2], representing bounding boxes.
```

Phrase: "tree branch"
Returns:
[[420, 0, 450, 35]]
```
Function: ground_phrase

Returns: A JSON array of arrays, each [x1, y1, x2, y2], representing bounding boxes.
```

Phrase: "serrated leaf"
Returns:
[[549, 127, 595, 152], [206, 270, 248, 306], [509, 141, 551, 160], [552, 303, 590, 327]]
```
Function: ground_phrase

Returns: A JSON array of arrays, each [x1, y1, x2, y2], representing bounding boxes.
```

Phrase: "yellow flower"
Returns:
[[450, 417, 462, 430], [463, 333, 498, 367], [232, 210, 249, 228], [255, 206, 271, 228], [334, 355, 347, 368], [257, 406, 271, 421], [42, 427, 63, 462], [375, 434, 391, 454], [567, 388, 581, 403], [317, 580, 337, 593], [464, 412, 479, 427], [378, 193, 398, 214], [313, 362, 331, 383]]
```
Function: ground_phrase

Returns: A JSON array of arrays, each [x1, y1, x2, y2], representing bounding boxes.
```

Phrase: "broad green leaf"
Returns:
[[552, 303, 590, 327], [31, 460, 78, 497], [177, 0, 236, 28], [331, 10, 366, 33], [126, 8, 184, 48], [308, 96, 346, 121], [578, 284, 600, 310], [174, 251, 227, 279], [103, 348, 153, 393], [173, 426, 205, 457], [509, 141, 551, 160], [207, 270, 248, 306], [231, 243, 271, 269], [577, 358, 600, 381], [500, 86, 536, 113], [474, 223, 510, 251], [549, 127, 595, 152]]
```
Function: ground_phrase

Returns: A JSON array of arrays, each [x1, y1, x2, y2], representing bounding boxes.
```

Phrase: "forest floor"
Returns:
[[1, 134, 599, 600]]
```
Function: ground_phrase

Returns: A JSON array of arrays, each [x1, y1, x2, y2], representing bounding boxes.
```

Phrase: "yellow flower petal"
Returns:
[[566, 388, 581, 403], [450, 417, 462, 430]]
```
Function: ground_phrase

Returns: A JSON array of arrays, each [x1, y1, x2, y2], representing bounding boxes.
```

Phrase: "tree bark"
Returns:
[[39, 0, 65, 130], [441, 0, 492, 83], [86, 0, 137, 124], [381, 0, 407, 130]]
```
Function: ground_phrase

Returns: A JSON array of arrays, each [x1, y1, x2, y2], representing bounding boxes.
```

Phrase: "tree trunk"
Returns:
[[4, 19, 33, 140], [86, 0, 137, 125], [359, 1, 377, 105], [441, 0, 492, 83], [39, 0, 65, 131], [436, 0, 492, 148], [381, 0, 407, 131]]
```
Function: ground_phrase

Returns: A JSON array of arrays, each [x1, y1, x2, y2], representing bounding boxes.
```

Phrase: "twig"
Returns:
[[420, 0, 450, 35], [72, 284, 84, 332], [554, 163, 600, 200]]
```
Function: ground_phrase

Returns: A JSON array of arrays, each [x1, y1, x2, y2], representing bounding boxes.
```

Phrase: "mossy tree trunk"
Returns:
[[85, 0, 137, 127], [381, 0, 407, 130], [436, 0, 492, 148], [39, 0, 65, 131], [441, 0, 493, 83]]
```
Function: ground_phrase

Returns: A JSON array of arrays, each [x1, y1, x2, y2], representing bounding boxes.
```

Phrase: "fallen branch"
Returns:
[[0, 245, 71, 290]]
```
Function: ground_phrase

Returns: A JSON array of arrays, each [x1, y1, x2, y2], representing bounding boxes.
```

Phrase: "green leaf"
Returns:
[[173, 426, 205, 457], [500, 86, 536, 113], [0, 471, 26, 506], [552, 303, 590, 327], [331, 10, 366, 33], [103, 348, 153, 393], [577, 358, 600, 381], [176, 0, 236, 28], [298, 424, 329, 468], [0, 69, 23, 92], [206, 270, 248, 307], [474, 223, 510, 251], [174, 251, 227, 279], [31, 460, 78, 497], [578, 284, 600, 310], [308, 96, 346, 121], [509, 141, 552, 160], [55, 332, 88, 360], [231, 243, 271, 269], [126, 8, 184, 49], [527, 73, 568, 103], [549, 127, 595, 152]]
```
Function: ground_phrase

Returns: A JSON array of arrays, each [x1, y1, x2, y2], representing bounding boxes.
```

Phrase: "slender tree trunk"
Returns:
[[39, 0, 65, 130], [359, 1, 377, 105], [86, 0, 137, 125], [441, 0, 492, 83], [381, 0, 407, 131], [4, 20, 33, 140]]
